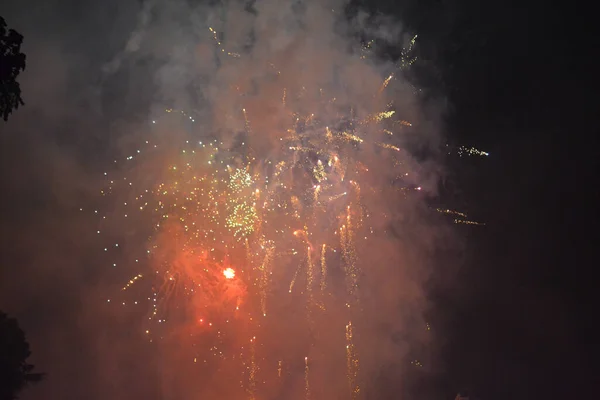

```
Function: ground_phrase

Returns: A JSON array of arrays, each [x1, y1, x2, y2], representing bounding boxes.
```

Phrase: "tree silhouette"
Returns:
[[0, 311, 44, 400], [0, 16, 26, 121]]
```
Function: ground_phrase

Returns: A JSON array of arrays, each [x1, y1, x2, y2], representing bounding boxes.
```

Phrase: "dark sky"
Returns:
[[402, 1, 599, 399], [2, 0, 599, 399]]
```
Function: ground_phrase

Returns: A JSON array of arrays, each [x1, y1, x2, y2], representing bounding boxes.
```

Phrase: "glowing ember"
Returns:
[[223, 268, 236, 280]]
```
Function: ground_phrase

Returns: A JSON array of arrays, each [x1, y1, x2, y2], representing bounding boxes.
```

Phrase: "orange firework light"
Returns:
[[93, 19, 426, 400], [223, 267, 236, 279], [95, 98, 414, 398]]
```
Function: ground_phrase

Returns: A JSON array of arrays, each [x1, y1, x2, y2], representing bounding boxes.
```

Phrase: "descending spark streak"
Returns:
[[454, 219, 486, 226], [305, 356, 311, 400], [361, 111, 395, 125], [306, 246, 315, 301], [320, 244, 327, 295], [258, 246, 274, 316], [436, 208, 467, 218], [446, 144, 489, 157], [209, 26, 241, 57], [342, 207, 359, 304], [248, 337, 257, 400], [242, 108, 251, 133], [378, 74, 393, 94], [400, 34, 418, 70], [377, 143, 401, 152], [313, 185, 321, 203], [346, 322, 360, 399], [289, 263, 301, 293], [436, 208, 485, 226], [122, 274, 143, 291], [328, 192, 347, 202], [457, 146, 489, 157], [245, 238, 252, 266]]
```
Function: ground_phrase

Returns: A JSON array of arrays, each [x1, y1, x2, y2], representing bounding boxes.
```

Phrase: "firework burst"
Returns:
[[91, 5, 441, 399]]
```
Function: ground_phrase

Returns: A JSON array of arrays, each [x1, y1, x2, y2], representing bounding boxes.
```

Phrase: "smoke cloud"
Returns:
[[1, 1, 450, 399]]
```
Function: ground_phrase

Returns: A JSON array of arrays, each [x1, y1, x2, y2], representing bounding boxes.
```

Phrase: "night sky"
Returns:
[[411, 2, 598, 398], [1, 1, 598, 399]]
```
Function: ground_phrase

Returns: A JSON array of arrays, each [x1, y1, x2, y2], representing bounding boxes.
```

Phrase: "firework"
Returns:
[[446, 144, 490, 157], [90, 12, 459, 398], [436, 208, 486, 226], [97, 93, 415, 397], [96, 84, 412, 395]]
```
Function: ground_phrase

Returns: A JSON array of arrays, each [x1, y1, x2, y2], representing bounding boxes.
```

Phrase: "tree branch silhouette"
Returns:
[[0, 311, 44, 400], [1, 16, 27, 121]]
